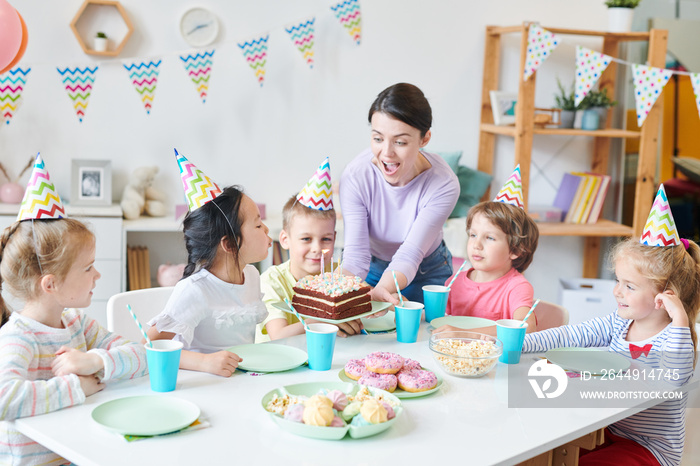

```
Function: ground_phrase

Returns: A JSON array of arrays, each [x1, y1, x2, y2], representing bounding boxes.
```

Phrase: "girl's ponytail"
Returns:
[[0, 223, 20, 328]]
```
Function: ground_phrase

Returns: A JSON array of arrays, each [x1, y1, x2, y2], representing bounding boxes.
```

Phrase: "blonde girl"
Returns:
[[0, 219, 148, 466], [524, 238, 700, 466], [147, 186, 272, 377]]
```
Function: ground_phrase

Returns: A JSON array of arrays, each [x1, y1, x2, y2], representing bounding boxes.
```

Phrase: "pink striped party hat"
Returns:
[[493, 165, 524, 210], [640, 184, 681, 247], [175, 149, 222, 211], [297, 157, 333, 210], [17, 153, 66, 221]]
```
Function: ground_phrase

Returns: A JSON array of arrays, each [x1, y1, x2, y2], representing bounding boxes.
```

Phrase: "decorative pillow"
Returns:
[[450, 165, 493, 218], [434, 150, 462, 174]]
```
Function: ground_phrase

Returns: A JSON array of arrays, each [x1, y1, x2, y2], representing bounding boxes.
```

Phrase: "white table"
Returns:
[[14, 325, 699, 466]]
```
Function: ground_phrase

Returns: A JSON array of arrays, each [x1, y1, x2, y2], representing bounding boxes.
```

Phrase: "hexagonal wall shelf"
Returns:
[[70, 0, 133, 56]]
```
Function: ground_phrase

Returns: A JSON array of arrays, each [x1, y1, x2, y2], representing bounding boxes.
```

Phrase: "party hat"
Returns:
[[175, 149, 222, 211], [640, 184, 681, 247], [17, 153, 66, 221], [297, 157, 333, 210], [493, 165, 524, 210]]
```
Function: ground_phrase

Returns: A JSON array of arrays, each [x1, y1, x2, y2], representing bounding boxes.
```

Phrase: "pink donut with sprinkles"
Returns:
[[359, 372, 398, 392], [344, 359, 368, 380], [397, 368, 438, 393], [365, 352, 405, 374], [402, 358, 422, 371]]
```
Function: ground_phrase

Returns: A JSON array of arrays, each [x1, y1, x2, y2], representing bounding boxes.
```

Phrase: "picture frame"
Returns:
[[71, 159, 112, 206], [489, 91, 518, 125]]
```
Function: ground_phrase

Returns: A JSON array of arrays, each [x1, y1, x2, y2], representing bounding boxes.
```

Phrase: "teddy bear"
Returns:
[[120, 166, 167, 220]]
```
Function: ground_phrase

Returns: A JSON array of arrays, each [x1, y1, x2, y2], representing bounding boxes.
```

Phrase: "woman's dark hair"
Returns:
[[368, 83, 432, 137], [182, 186, 244, 278]]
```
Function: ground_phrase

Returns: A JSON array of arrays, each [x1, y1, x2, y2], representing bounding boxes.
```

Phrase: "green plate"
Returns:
[[361, 311, 396, 333], [430, 316, 496, 330], [271, 301, 393, 324], [228, 344, 307, 373], [92, 396, 200, 436], [261, 381, 402, 440], [545, 347, 631, 374], [337, 368, 443, 399]]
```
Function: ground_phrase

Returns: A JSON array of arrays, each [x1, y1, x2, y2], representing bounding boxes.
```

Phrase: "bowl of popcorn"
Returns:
[[429, 331, 503, 378]]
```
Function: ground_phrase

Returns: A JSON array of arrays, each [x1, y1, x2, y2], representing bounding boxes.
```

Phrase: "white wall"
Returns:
[[2, 0, 654, 304]]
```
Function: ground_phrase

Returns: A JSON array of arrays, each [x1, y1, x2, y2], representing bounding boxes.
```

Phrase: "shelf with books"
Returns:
[[477, 23, 667, 278]]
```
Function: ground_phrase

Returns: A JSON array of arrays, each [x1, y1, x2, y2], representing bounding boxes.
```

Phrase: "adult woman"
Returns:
[[340, 83, 460, 304]]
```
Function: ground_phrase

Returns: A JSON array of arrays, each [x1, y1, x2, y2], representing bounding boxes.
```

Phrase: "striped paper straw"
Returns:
[[284, 298, 310, 331], [446, 259, 468, 290], [127, 304, 153, 347], [521, 299, 541, 327], [391, 270, 404, 306]]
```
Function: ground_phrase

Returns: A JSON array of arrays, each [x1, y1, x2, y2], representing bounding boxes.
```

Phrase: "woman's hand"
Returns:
[[655, 290, 689, 328], [78, 375, 105, 397], [369, 285, 400, 307], [52, 346, 103, 377], [201, 351, 243, 377]]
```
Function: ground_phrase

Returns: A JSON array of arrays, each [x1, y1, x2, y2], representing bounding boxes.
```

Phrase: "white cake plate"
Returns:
[[271, 301, 392, 324]]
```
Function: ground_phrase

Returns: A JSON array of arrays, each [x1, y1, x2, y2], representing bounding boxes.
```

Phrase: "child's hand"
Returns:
[[655, 290, 689, 327], [336, 320, 364, 338], [78, 375, 104, 397], [202, 351, 242, 377], [52, 346, 103, 377]]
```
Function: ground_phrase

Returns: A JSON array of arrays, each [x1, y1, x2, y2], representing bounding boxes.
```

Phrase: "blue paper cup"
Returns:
[[145, 340, 183, 392], [395, 301, 424, 343], [496, 319, 528, 364], [422, 285, 450, 322], [305, 323, 338, 371]]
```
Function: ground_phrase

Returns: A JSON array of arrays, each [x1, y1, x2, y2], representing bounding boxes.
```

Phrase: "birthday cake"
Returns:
[[292, 273, 371, 320]]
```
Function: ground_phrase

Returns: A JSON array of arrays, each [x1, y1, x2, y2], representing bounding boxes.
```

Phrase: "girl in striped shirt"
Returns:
[[0, 219, 148, 466], [524, 238, 700, 466]]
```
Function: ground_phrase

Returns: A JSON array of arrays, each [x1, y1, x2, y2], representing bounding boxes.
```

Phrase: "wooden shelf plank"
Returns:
[[487, 24, 650, 41], [537, 219, 633, 237], [480, 124, 641, 138]]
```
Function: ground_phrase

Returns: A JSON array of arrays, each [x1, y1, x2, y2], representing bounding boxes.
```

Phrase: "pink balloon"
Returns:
[[0, 0, 22, 71]]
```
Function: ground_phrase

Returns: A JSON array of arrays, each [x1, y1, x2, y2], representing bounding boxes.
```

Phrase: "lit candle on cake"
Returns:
[[322, 249, 329, 283]]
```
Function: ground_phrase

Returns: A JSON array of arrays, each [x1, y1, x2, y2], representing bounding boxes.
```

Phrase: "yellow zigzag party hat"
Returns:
[[493, 164, 524, 210], [17, 153, 67, 221], [297, 157, 333, 211], [175, 149, 222, 211], [640, 184, 681, 247]]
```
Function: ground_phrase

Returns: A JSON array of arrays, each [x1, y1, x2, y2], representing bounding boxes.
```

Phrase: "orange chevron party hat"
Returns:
[[297, 157, 333, 211], [493, 164, 524, 210], [175, 149, 222, 211], [17, 153, 67, 221], [640, 184, 681, 247]]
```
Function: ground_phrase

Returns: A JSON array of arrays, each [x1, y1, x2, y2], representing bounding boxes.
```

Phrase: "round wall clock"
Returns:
[[179, 7, 219, 47]]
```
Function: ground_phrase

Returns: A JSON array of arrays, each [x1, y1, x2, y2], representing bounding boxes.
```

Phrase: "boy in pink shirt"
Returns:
[[436, 166, 539, 333]]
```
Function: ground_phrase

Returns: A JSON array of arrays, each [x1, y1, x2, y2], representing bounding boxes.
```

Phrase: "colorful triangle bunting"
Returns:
[[640, 184, 681, 247], [493, 165, 524, 210], [179, 49, 215, 103], [690, 73, 700, 122], [330, 0, 362, 45], [123, 59, 161, 115], [297, 157, 333, 211], [285, 17, 316, 69], [523, 24, 559, 81], [0, 66, 30, 126], [632, 64, 672, 127], [238, 35, 269, 87], [56, 65, 98, 123], [17, 153, 66, 222], [575, 46, 612, 107]]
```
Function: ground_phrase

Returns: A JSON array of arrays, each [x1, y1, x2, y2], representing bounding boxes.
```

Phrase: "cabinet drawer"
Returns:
[[85, 217, 123, 260], [93, 260, 121, 300]]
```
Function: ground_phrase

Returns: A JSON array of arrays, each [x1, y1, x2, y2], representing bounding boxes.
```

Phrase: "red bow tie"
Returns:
[[629, 343, 652, 359]]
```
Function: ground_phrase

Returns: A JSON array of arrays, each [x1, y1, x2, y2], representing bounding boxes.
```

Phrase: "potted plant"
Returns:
[[554, 78, 577, 128], [94, 31, 108, 52], [605, 0, 641, 32], [579, 88, 617, 130]]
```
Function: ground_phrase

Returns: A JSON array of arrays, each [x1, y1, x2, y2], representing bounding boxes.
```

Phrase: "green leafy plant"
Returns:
[[96, 31, 107, 38], [554, 78, 577, 111], [604, 0, 641, 8], [579, 88, 617, 109]]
